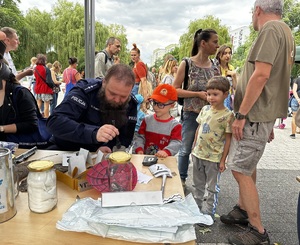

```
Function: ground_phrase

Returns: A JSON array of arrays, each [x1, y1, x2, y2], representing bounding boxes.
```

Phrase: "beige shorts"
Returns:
[[227, 120, 275, 176]]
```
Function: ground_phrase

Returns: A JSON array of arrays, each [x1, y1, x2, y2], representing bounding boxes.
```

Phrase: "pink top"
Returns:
[[63, 68, 78, 85]]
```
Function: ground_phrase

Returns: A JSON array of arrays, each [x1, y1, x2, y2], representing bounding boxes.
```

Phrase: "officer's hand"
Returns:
[[96, 124, 119, 143]]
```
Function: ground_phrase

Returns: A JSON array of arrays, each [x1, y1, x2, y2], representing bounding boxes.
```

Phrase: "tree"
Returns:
[[50, 0, 85, 69], [178, 15, 231, 61], [0, 0, 29, 69], [23, 8, 52, 58], [0, 0, 23, 29], [170, 46, 180, 62]]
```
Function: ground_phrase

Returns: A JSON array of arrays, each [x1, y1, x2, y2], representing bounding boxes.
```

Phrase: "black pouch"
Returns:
[[142, 156, 158, 166]]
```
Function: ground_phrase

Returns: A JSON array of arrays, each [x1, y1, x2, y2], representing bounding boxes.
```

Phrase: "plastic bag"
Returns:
[[56, 194, 213, 243]]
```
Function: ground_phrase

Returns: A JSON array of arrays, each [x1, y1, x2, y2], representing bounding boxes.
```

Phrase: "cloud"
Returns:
[[18, 0, 253, 63]]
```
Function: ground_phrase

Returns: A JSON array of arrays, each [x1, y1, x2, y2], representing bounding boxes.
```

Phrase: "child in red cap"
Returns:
[[133, 84, 182, 158]]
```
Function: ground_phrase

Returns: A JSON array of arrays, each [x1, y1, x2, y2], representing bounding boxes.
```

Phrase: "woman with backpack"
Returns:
[[34, 54, 53, 118], [173, 28, 220, 186]]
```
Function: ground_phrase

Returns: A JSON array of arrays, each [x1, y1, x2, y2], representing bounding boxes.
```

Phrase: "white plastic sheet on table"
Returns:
[[56, 193, 213, 243]]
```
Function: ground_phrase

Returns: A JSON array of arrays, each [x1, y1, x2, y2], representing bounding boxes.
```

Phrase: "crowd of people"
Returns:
[[0, 0, 298, 244]]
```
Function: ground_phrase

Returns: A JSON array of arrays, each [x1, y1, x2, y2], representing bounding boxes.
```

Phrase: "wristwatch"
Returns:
[[235, 112, 247, 120], [0, 126, 4, 133]]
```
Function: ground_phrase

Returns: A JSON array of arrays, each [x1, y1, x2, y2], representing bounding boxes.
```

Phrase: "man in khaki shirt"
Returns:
[[220, 0, 295, 244]]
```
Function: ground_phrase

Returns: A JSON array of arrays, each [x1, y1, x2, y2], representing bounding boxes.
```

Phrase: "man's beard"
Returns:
[[98, 87, 130, 110], [98, 87, 130, 128]]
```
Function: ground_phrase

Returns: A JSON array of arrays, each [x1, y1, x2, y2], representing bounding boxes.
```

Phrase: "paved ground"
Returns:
[[183, 116, 300, 245]]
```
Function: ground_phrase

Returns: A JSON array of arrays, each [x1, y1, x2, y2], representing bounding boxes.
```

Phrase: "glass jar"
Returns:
[[27, 160, 57, 213], [108, 152, 132, 192]]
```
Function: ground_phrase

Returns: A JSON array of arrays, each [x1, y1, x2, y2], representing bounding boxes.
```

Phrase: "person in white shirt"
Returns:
[[1, 27, 33, 80]]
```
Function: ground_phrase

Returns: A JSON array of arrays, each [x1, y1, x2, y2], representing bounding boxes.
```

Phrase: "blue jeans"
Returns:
[[178, 111, 199, 181], [291, 97, 299, 112], [50, 93, 58, 115]]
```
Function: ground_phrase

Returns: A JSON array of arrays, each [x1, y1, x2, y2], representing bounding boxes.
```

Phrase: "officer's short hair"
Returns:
[[104, 64, 135, 87]]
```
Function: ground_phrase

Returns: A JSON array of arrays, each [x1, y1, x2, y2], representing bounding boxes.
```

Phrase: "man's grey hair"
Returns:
[[106, 37, 121, 47], [254, 0, 283, 16]]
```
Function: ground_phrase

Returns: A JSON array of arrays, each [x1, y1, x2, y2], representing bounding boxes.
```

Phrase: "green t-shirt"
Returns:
[[234, 20, 295, 122]]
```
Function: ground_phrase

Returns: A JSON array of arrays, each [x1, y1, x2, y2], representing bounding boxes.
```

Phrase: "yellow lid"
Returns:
[[27, 160, 54, 172], [109, 152, 131, 164]]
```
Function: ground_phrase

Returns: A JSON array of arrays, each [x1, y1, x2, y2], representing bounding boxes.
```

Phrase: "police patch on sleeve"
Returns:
[[70, 95, 87, 109]]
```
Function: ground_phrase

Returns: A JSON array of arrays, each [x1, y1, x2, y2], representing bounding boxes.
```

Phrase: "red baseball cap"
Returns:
[[150, 84, 177, 103]]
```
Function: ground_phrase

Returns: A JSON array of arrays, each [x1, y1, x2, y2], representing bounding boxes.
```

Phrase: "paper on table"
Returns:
[[78, 148, 93, 165], [62, 153, 77, 167], [137, 170, 153, 184], [67, 155, 86, 177]]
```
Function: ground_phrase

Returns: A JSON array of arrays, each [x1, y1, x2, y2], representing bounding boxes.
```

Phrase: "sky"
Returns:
[[17, 0, 254, 64]]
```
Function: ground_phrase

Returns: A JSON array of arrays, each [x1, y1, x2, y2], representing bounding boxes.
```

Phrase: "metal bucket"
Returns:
[[0, 148, 17, 223]]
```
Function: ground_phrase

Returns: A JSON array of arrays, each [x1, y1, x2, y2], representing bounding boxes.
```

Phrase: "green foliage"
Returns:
[[178, 15, 231, 60], [3, 0, 128, 71], [282, 0, 300, 29], [154, 57, 164, 70], [51, 0, 85, 68], [23, 8, 52, 59], [170, 46, 180, 62]]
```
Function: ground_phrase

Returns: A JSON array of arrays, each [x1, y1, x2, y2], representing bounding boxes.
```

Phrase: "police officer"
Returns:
[[47, 64, 137, 152]]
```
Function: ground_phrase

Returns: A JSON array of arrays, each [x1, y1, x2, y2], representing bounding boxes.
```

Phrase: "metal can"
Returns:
[[108, 152, 133, 192], [0, 148, 17, 223], [27, 160, 57, 213]]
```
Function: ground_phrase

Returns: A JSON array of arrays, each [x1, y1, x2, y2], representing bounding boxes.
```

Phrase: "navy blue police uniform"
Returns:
[[46, 78, 137, 152]]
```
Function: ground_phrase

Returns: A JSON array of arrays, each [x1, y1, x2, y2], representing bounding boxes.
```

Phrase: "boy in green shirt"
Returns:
[[192, 76, 234, 221]]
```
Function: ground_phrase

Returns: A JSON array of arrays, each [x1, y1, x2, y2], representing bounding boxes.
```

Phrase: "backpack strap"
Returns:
[[183, 58, 189, 90], [99, 50, 108, 64], [35, 67, 46, 83]]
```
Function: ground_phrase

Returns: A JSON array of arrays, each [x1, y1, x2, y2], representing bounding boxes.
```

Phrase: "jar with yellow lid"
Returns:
[[108, 152, 132, 192], [27, 160, 57, 213]]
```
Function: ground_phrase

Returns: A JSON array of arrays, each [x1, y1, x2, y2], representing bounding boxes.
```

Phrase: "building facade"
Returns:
[[151, 44, 177, 66], [229, 26, 250, 52]]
